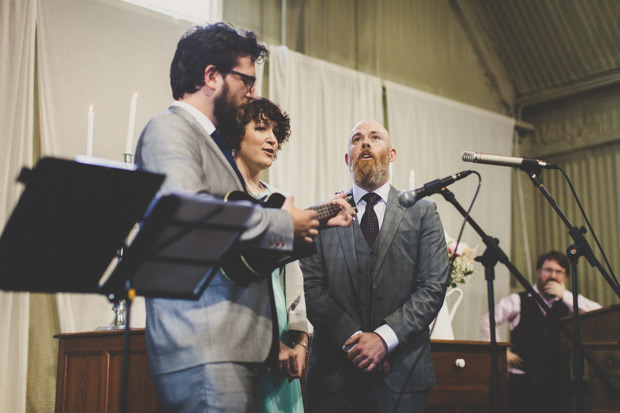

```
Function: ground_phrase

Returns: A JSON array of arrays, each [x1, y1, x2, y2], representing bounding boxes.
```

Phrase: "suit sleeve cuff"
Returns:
[[375, 324, 399, 353]]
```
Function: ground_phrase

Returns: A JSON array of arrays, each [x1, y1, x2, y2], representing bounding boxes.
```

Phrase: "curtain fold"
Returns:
[[37, 0, 195, 334], [0, 0, 37, 411], [268, 46, 384, 209], [385, 80, 515, 340]]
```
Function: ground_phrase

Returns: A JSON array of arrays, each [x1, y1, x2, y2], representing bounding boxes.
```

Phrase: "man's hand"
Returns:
[[321, 193, 356, 228], [544, 280, 566, 299], [507, 349, 523, 369], [282, 196, 319, 244], [345, 332, 388, 374]]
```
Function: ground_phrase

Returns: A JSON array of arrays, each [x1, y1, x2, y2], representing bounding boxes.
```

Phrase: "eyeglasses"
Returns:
[[541, 267, 566, 275], [226, 70, 256, 93]]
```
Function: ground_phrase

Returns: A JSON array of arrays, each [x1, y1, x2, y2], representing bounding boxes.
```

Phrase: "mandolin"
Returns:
[[220, 190, 355, 285]]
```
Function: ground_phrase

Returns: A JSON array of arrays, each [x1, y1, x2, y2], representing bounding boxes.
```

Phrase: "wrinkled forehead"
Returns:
[[348, 120, 390, 143]]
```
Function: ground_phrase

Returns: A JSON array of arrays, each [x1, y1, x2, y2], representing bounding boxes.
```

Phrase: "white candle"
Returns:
[[409, 169, 416, 190], [125, 92, 138, 154], [87, 105, 94, 157]]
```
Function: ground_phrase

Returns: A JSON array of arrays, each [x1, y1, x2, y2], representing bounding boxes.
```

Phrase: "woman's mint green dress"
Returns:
[[256, 189, 304, 413]]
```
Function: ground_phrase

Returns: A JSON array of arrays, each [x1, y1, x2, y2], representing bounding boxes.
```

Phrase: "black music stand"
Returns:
[[0, 157, 165, 292], [100, 190, 255, 299], [0, 156, 256, 413]]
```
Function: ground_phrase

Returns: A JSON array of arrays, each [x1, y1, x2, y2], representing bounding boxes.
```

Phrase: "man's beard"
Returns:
[[351, 148, 390, 189], [213, 83, 243, 150]]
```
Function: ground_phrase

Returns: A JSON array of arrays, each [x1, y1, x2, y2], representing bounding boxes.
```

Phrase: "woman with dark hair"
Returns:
[[234, 98, 309, 413]]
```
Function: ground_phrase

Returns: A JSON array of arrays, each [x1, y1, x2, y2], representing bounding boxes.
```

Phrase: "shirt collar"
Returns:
[[352, 181, 391, 205], [171, 101, 216, 136]]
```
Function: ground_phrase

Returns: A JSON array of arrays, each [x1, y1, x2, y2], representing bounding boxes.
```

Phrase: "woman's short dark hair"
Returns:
[[536, 250, 571, 277], [236, 98, 291, 154], [170, 23, 268, 100]]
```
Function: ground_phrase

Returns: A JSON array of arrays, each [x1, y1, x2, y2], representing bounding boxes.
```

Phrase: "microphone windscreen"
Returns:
[[398, 190, 416, 207], [461, 151, 476, 162]]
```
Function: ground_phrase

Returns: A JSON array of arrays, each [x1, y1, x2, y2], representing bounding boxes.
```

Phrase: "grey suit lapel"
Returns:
[[336, 214, 361, 297], [373, 186, 406, 280], [169, 105, 243, 190]]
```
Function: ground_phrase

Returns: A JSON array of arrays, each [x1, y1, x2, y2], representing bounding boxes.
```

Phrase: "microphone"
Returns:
[[398, 170, 473, 207], [462, 151, 556, 169]]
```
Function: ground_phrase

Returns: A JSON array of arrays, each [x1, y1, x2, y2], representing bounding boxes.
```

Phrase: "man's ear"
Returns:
[[345, 153, 350, 166], [204, 65, 220, 89], [389, 148, 397, 162]]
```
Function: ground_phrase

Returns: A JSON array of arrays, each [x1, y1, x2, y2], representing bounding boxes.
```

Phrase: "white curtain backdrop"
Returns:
[[385, 80, 515, 340], [0, 1, 36, 411], [36, 0, 195, 334], [268, 46, 384, 208]]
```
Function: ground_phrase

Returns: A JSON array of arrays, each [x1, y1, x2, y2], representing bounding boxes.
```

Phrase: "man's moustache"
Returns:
[[356, 151, 375, 161]]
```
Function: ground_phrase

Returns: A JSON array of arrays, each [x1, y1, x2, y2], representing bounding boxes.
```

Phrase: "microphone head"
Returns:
[[461, 151, 477, 162], [398, 190, 417, 207]]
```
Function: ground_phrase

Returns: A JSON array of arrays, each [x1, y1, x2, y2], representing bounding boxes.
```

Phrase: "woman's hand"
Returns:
[[289, 343, 307, 382], [277, 341, 299, 380]]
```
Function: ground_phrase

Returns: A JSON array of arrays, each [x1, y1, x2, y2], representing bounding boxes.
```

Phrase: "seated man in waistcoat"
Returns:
[[481, 250, 601, 413]]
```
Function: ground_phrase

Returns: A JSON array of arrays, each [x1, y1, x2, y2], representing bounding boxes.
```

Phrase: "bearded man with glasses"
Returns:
[[135, 22, 354, 412], [481, 250, 602, 413]]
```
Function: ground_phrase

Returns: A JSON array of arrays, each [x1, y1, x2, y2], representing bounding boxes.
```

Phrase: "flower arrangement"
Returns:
[[445, 233, 477, 289]]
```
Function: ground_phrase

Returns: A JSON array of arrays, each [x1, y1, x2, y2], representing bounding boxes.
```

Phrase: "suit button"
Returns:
[[370, 253, 376, 257], [370, 270, 374, 275]]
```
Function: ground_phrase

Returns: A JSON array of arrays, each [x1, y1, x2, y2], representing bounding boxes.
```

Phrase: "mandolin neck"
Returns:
[[308, 202, 341, 223]]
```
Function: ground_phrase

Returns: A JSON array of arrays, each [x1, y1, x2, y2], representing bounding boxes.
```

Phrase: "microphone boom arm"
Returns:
[[523, 167, 620, 297], [438, 187, 620, 400]]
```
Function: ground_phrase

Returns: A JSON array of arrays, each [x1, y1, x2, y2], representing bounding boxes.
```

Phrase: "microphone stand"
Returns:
[[438, 187, 620, 413], [475, 240, 503, 412], [521, 165, 620, 412]]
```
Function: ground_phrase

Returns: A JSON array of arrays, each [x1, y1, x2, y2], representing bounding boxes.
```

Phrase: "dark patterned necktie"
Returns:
[[360, 192, 381, 247]]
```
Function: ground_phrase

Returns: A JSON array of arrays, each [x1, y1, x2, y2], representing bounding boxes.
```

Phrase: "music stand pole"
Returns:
[[119, 283, 134, 413]]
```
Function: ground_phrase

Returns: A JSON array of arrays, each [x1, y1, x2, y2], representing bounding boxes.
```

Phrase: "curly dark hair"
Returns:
[[536, 250, 570, 277], [233, 98, 291, 154], [170, 23, 268, 100]]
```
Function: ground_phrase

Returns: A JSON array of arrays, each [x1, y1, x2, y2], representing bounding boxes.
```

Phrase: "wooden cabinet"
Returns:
[[427, 340, 509, 412], [55, 331, 507, 413], [54, 329, 162, 413]]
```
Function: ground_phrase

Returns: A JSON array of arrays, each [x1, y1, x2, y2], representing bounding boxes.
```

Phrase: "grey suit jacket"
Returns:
[[302, 186, 449, 393], [135, 105, 294, 376]]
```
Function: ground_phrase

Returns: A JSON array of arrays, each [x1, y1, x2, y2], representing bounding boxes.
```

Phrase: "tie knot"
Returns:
[[362, 192, 381, 207]]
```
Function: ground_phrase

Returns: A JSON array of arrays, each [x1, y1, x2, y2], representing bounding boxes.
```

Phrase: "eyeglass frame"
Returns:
[[541, 267, 566, 276], [224, 69, 257, 93]]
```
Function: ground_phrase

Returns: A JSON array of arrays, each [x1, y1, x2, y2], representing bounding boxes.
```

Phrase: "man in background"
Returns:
[[481, 250, 601, 413], [301, 119, 450, 412], [135, 23, 353, 412]]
